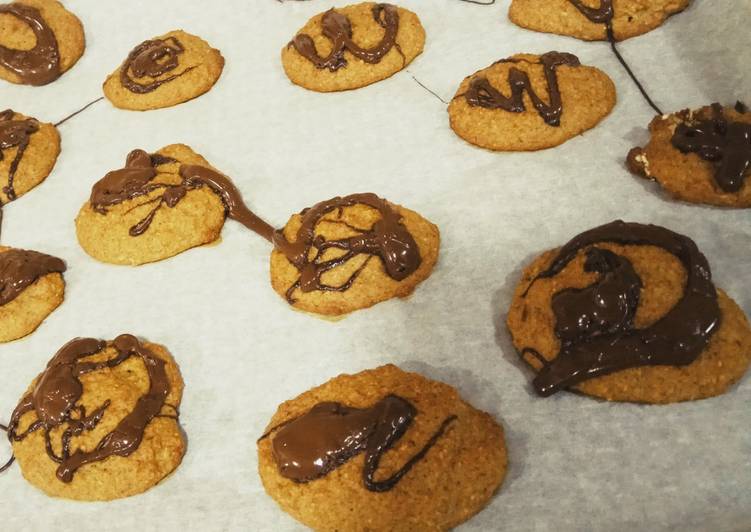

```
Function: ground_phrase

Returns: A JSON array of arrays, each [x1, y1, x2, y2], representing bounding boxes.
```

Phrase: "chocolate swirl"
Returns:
[[290, 3, 403, 72], [671, 103, 751, 193], [0, 109, 40, 202], [0, 3, 61, 85], [263, 395, 456, 492], [6, 335, 175, 483], [0, 248, 65, 306], [120, 37, 194, 94], [463, 52, 581, 127], [272, 193, 422, 303], [90, 150, 274, 240], [521, 221, 721, 396]]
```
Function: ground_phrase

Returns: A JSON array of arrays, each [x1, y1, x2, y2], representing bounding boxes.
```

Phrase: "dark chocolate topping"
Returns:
[[463, 52, 581, 127], [0, 109, 40, 202], [120, 37, 195, 94], [671, 103, 751, 193], [0, 248, 65, 306], [267, 395, 456, 491], [271, 192, 422, 302], [521, 221, 720, 396], [0, 3, 61, 86], [90, 150, 273, 239], [7, 334, 175, 483], [568, 0, 613, 24], [0, 422, 13, 474], [290, 3, 402, 72]]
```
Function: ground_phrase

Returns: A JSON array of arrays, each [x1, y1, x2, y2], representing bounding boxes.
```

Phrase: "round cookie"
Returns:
[[282, 2, 425, 92], [258, 364, 507, 530], [448, 52, 615, 151], [506, 222, 751, 403], [75, 144, 227, 266], [103, 30, 224, 111], [627, 103, 751, 208], [7, 335, 185, 500], [0, 246, 65, 343], [0, 109, 60, 204], [508, 0, 689, 41], [0, 0, 85, 85], [270, 193, 440, 316]]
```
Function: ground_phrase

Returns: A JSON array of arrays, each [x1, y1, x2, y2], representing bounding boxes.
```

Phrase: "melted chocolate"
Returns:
[[521, 221, 720, 396], [568, 0, 613, 24], [120, 37, 194, 94], [290, 4, 402, 72], [0, 3, 61, 85], [0, 248, 65, 306], [7, 335, 174, 482], [271, 193, 422, 302], [0, 109, 40, 202], [90, 150, 274, 239], [463, 52, 581, 127], [267, 395, 456, 492], [671, 103, 751, 193]]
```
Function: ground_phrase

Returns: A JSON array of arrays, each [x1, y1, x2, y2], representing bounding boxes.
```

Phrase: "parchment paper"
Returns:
[[1, 1, 749, 530]]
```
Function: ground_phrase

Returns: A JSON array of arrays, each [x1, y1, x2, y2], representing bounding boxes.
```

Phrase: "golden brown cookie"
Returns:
[[506, 221, 751, 403], [282, 2, 425, 92], [449, 52, 615, 151], [75, 144, 227, 266], [7, 334, 185, 500], [0, 109, 60, 204], [270, 193, 440, 317], [103, 30, 224, 111], [0, 0, 85, 85], [258, 364, 507, 530], [508, 0, 689, 41], [627, 103, 751, 208], [0, 246, 65, 343]]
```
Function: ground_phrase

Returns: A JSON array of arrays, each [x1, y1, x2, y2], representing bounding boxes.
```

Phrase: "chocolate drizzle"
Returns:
[[271, 193, 422, 303], [290, 4, 402, 72], [0, 248, 65, 306], [89, 150, 274, 239], [463, 52, 581, 127], [0, 422, 13, 473], [0, 3, 61, 85], [0, 109, 40, 202], [671, 103, 751, 193], [120, 37, 195, 94], [265, 395, 456, 492], [521, 221, 721, 396], [6, 335, 174, 483], [566, 0, 663, 115]]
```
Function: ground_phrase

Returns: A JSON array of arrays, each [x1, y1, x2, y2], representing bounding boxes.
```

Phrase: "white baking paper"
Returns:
[[1, 0, 750, 530]]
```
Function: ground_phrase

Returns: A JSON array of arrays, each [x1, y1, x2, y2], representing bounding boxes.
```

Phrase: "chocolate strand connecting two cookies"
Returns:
[[568, 0, 663, 115], [262, 395, 456, 492], [0, 3, 61, 86], [462, 52, 580, 126], [290, 4, 403, 72], [83, 149, 430, 313], [5, 334, 175, 483], [518, 221, 721, 396]]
